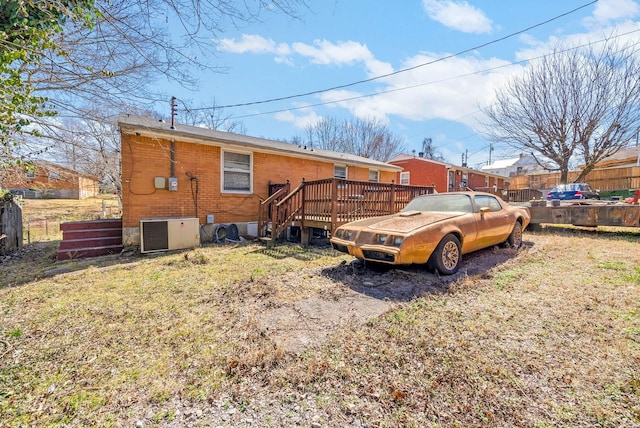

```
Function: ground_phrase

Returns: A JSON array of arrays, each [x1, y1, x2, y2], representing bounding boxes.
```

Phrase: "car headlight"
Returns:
[[391, 236, 404, 247], [376, 234, 388, 244]]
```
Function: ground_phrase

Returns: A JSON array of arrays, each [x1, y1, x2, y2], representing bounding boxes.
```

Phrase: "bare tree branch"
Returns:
[[482, 38, 640, 183], [302, 117, 406, 162]]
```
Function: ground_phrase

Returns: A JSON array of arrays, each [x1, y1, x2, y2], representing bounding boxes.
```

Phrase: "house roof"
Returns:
[[602, 146, 640, 161], [387, 153, 449, 167], [118, 114, 402, 172], [388, 153, 508, 180], [35, 161, 100, 181], [481, 158, 519, 170]]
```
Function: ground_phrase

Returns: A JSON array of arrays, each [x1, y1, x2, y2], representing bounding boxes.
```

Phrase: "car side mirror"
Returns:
[[480, 207, 490, 216]]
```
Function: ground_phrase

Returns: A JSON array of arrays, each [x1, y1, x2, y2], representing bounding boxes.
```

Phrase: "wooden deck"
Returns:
[[258, 178, 434, 244]]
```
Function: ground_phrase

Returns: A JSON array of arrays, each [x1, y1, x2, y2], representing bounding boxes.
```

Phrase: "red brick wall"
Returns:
[[389, 158, 448, 192], [389, 158, 507, 193], [3, 166, 78, 191], [2, 164, 98, 198], [121, 134, 398, 228]]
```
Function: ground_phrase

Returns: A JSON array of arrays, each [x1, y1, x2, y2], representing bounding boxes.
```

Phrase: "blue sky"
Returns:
[[157, 0, 640, 169]]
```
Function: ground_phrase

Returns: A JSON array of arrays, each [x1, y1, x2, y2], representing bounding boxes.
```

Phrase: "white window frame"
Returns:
[[400, 171, 410, 185], [26, 171, 35, 179], [334, 165, 347, 179], [221, 149, 253, 194], [48, 171, 59, 180], [368, 170, 379, 183]]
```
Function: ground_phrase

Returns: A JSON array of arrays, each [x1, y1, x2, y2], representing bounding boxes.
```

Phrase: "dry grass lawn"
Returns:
[[0, 198, 639, 427]]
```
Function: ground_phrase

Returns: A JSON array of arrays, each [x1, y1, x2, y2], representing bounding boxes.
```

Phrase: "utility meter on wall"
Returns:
[[168, 177, 178, 191]]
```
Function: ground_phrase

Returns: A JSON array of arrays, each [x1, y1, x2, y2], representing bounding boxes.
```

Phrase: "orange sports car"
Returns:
[[330, 191, 530, 275]]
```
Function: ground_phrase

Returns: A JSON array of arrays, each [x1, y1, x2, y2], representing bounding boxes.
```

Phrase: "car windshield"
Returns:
[[552, 184, 592, 192], [402, 194, 473, 213]]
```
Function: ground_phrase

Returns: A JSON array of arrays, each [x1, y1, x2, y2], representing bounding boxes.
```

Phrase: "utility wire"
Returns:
[[188, 0, 598, 112], [226, 27, 640, 122]]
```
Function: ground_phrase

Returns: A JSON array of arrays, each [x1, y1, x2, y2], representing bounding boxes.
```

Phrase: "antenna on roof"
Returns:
[[170, 96, 177, 129]]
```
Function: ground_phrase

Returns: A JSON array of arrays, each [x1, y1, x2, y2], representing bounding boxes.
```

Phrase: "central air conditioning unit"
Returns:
[[139, 217, 200, 253]]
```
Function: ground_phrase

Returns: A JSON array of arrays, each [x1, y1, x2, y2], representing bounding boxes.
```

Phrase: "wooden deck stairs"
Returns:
[[258, 178, 434, 246]]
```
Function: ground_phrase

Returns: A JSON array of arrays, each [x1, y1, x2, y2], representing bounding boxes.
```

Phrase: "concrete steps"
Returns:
[[57, 219, 123, 260]]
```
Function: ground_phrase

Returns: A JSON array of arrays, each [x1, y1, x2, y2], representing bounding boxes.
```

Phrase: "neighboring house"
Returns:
[[588, 146, 640, 169], [509, 146, 640, 192], [118, 114, 403, 246], [481, 153, 541, 177], [387, 153, 508, 193], [1, 161, 99, 199]]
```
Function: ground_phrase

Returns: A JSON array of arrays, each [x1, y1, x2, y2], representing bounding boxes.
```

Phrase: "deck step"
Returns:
[[60, 219, 122, 231], [57, 218, 123, 260], [58, 236, 122, 250], [57, 244, 123, 260], [62, 227, 122, 240]]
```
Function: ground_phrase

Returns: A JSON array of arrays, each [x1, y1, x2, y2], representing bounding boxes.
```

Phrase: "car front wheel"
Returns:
[[506, 221, 523, 248], [428, 234, 461, 275]]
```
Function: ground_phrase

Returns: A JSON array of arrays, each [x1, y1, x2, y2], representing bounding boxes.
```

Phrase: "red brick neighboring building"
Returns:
[[388, 154, 508, 193], [1, 161, 99, 199], [118, 114, 402, 246]]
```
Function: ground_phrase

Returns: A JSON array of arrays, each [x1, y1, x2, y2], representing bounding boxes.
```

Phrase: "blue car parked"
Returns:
[[546, 183, 600, 200]]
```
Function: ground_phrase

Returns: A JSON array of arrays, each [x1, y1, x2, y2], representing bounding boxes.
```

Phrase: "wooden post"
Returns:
[[389, 180, 396, 214], [300, 227, 311, 246], [300, 178, 306, 229], [268, 200, 277, 248], [331, 178, 338, 232]]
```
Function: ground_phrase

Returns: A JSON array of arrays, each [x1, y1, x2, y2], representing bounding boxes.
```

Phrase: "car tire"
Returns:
[[506, 221, 523, 249], [427, 234, 461, 275]]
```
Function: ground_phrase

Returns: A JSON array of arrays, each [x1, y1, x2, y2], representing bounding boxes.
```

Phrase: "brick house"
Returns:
[[1, 161, 99, 199], [388, 154, 508, 193], [480, 153, 541, 177], [118, 114, 402, 246]]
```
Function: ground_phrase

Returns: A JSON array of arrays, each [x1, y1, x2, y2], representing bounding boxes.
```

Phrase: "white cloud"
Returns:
[[217, 35, 393, 76], [318, 53, 520, 130], [217, 34, 291, 56], [422, 0, 493, 34], [274, 106, 322, 130], [292, 39, 393, 77], [587, 0, 640, 25]]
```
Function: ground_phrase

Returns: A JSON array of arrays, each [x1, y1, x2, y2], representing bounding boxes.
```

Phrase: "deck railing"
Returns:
[[257, 181, 290, 238], [258, 178, 434, 241]]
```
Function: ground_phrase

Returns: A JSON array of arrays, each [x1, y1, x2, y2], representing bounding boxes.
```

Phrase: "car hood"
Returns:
[[346, 211, 464, 234]]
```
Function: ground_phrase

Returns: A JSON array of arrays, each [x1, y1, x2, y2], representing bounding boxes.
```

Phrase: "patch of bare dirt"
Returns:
[[254, 242, 527, 353]]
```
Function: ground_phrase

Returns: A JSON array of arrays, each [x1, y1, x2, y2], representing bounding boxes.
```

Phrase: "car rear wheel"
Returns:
[[428, 234, 461, 275], [506, 221, 523, 248]]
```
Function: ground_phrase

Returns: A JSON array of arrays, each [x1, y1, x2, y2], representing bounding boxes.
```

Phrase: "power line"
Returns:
[[184, 27, 640, 123], [188, 0, 597, 112], [222, 26, 640, 141]]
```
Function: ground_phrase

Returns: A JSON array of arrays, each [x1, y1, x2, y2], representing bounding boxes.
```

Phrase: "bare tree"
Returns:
[[304, 117, 344, 152], [181, 99, 247, 134], [419, 137, 444, 161], [5, 0, 306, 178], [482, 39, 640, 183], [303, 117, 406, 162]]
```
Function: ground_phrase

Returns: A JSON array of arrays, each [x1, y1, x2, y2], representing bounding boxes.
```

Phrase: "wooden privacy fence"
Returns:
[[258, 178, 434, 242], [509, 166, 640, 192], [0, 201, 23, 254]]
